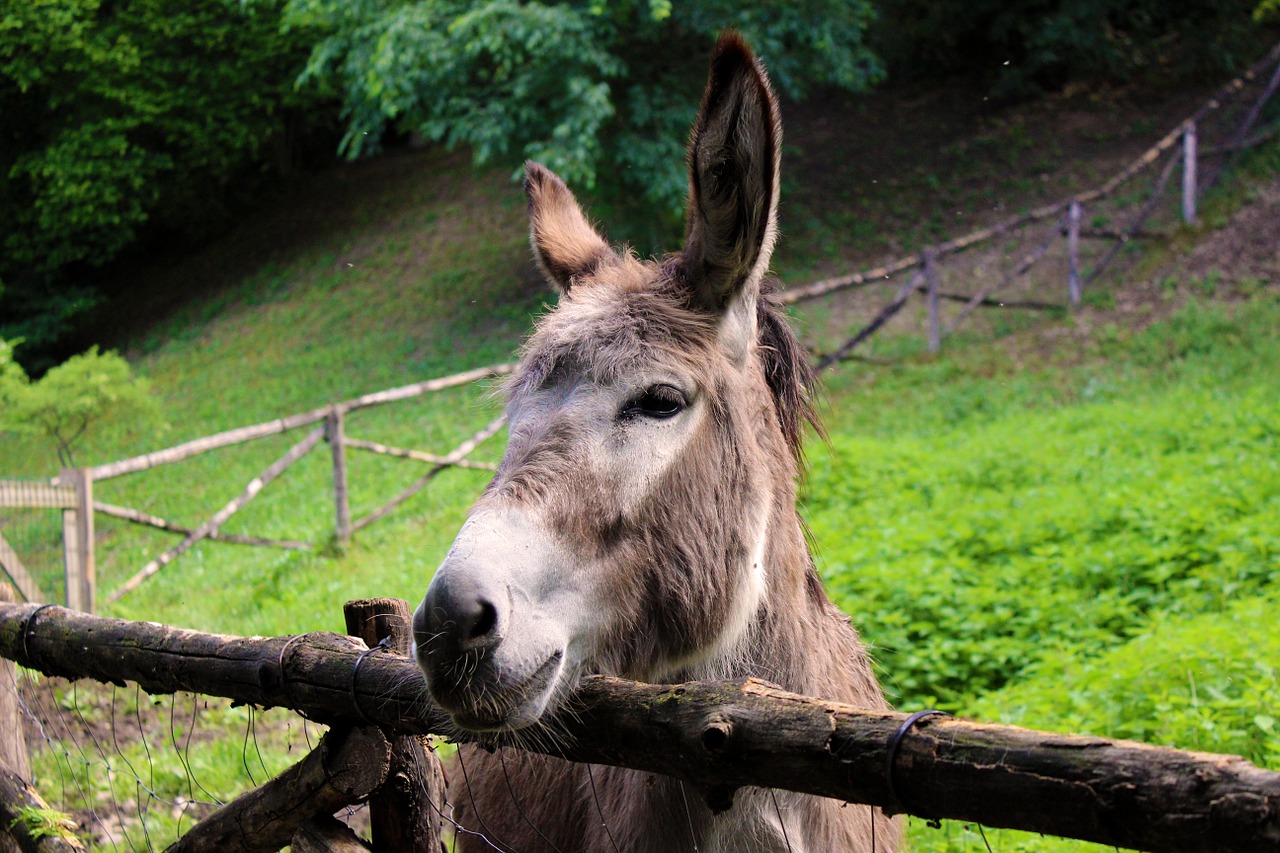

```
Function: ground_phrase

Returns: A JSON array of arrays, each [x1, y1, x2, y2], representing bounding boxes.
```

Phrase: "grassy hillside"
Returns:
[[3, 83, 1279, 850]]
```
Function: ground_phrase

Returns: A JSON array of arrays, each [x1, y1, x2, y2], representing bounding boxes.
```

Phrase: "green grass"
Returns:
[[802, 296, 1280, 850]]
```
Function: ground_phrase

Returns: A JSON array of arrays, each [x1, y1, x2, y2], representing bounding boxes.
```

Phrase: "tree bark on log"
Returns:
[[1, 602, 1278, 852], [0, 762, 85, 853], [292, 816, 373, 853], [165, 726, 390, 853]]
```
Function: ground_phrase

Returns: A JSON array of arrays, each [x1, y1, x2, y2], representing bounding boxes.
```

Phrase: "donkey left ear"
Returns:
[[682, 32, 781, 332], [525, 161, 616, 294]]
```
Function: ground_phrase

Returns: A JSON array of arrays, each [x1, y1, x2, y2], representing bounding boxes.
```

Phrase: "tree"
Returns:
[[874, 0, 1273, 96], [0, 342, 163, 467], [282, 0, 883, 243], [0, 0, 334, 371]]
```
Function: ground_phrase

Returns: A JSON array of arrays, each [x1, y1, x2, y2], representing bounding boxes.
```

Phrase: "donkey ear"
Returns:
[[525, 161, 615, 294], [682, 32, 781, 316]]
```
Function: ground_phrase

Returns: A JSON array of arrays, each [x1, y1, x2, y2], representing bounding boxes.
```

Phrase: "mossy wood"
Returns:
[[0, 763, 84, 853], [1, 601, 1278, 852]]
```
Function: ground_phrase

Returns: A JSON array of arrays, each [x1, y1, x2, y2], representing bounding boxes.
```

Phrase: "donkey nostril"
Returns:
[[468, 598, 498, 642]]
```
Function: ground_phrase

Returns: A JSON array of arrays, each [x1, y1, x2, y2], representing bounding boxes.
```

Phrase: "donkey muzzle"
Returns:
[[412, 509, 572, 731]]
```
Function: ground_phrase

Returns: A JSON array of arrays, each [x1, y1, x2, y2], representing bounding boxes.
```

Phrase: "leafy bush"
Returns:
[[0, 0, 333, 369], [874, 0, 1273, 94], [808, 299, 1280, 712], [973, 593, 1280, 768], [0, 342, 163, 466], [283, 0, 883, 235]]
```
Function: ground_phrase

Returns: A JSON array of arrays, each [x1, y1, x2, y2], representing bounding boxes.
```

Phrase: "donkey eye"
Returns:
[[621, 385, 686, 420]]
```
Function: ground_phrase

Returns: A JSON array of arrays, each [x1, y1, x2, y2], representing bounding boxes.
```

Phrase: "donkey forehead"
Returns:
[[514, 266, 723, 392]]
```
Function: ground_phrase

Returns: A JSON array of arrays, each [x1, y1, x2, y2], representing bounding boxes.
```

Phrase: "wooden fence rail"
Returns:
[[1, 600, 1278, 852]]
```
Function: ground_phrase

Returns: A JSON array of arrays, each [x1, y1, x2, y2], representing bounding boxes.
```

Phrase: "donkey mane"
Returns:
[[755, 279, 820, 463]]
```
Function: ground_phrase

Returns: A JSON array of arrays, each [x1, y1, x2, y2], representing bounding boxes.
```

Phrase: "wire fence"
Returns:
[[4, 598, 1275, 852]]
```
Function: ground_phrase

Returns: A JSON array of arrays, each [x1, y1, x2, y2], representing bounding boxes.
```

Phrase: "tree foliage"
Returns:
[[0, 0, 332, 370], [0, 341, 163, 467], [875, 0, 1273, 94], [283, 0, 882, 236]]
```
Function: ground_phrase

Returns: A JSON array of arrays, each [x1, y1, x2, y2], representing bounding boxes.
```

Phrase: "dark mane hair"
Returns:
[[758, 280, 821, 462]]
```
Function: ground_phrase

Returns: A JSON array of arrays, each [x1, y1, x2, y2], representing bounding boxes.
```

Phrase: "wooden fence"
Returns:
[[0, 477, 92, 611], [785, 38, 1280, 369], [0, 597, 1277, 852], [1, 364, 514, 612]]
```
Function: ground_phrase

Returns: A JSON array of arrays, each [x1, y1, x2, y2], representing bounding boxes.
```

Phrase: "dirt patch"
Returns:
[[1175, 181, 1280, 288]]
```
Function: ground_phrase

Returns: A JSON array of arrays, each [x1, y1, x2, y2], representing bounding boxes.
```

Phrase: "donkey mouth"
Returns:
[[441, 650, 566, 733]]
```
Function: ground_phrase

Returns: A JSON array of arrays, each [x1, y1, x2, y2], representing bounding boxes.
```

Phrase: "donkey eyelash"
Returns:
[[620, 385, 687, 420]]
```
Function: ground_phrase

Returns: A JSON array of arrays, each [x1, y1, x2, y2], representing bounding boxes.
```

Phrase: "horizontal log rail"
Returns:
[[87, 363, 514, 481], [343, 437, 498, 471], [93, 501, 312, 551], [1, 601, 1277, 853]]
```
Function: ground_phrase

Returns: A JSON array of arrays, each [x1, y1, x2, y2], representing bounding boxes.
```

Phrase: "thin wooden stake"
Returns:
[[352, 416, 506, 534], [92, 502, 311, 551], [924, 247, 941, 354], [107, 427, 324, 605], [0, 585, 31, 784], [326, 407, 352, 547], [60, 509, 80, 613], [1068, 201, 1083, 310], [1182, 121, 1198, 224], [0, 535, 43, 605]]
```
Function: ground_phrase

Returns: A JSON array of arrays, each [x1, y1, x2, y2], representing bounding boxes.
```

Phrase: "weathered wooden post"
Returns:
[[0, 585, 30, 785], [59, 469, 94, 613], [344, 598, 445, 853], [1182, 121, 1198, 225], [326, 406, 352, 547], [924, 247, 940, 354], [1068, 201, 1083, 310]]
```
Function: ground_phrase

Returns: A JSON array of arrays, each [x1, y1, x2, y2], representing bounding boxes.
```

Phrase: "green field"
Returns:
[[3, 140, 1278, 849]]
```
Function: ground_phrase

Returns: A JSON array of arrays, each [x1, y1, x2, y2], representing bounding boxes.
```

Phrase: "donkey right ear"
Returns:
[[681, 32, 781, 315], [524, 161, 616, 294]]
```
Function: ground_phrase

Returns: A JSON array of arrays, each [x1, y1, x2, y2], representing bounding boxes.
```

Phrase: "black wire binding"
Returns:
[[350, 635, 392, 723], [883, 709, 951, 817], [21, 602, 59, 660]]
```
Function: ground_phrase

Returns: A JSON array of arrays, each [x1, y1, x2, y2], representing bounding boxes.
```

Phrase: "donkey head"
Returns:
[[413, 33, 806, 732]]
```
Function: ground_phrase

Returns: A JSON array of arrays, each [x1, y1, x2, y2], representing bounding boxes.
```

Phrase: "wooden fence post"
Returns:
[[59, 469, 94, 613], [326, 407, 351, 547], [0, 584, 31, 785], [1182, 121, 1198, 225], [1068, 201, 1083, 310], [344, 598, 444, 853], [924, 247, 941, 354]]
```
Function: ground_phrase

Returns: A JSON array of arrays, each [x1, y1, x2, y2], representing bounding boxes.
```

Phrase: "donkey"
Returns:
[[412, 32, 898, 853]]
